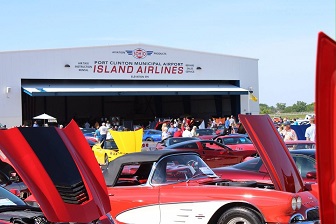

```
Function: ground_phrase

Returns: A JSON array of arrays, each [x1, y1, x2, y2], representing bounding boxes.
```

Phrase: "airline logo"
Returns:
[[126, 48, 153, 59]]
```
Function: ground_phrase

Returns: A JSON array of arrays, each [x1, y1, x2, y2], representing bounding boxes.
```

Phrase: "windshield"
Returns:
[[151, 154, 217, 184]]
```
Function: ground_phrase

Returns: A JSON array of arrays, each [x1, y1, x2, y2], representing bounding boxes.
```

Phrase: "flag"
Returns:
[[249, 93, 258, 102]]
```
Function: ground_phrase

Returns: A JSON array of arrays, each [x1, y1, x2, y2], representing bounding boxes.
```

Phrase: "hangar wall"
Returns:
[[0, 44, 259, 127]]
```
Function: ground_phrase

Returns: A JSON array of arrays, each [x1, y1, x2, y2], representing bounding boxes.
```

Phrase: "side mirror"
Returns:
[[306, 171, 317, 179]]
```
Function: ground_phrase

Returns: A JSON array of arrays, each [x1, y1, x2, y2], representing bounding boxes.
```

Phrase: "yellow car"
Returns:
[[92, 129, 144, 165], [92, 139, 119, 165]]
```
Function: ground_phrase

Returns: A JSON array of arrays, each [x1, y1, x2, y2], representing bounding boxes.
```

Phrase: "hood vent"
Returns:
[[56, 181, 89, 204]]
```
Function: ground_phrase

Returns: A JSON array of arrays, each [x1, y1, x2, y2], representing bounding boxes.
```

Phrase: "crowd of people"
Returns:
[[276, 116, 316, 142]]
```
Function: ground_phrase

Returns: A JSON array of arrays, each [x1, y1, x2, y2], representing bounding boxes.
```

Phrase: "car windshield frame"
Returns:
[[150, 153, 218, 185]]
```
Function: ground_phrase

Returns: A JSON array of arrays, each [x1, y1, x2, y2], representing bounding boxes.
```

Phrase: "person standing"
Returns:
[[281, 121, 298, 141], [229, 115, 236, 133], [190, 126, 198, 137], [33, 121, 39, 127], [224, 117, 230, 135], [173, 127, 183, 137], [168, 123, 177, 137], [98, 122, 108, 142], [84, 121, 90, 128], [182, 126, 192, 137], [162, 126, 170, 140], [305, 117, 316, 142]]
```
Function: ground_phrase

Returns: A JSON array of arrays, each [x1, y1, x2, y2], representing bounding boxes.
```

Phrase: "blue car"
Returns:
[[142, 129, 162, 142]]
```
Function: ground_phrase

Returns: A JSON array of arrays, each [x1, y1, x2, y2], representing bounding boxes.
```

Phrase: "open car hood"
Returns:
[[0, 120, 111, 223], [239, 114, 304, 193], [110, 128, 143, 154], [315, 32, 336, 223]]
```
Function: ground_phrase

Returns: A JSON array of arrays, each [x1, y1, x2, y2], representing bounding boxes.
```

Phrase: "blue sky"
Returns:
[[1, 1, 335, 106]]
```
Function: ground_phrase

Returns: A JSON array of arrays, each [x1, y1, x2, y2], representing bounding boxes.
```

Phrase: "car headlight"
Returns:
[[291, 197, 297, 210], [291, 197, 302, 210], [296, 196, 302, 210]]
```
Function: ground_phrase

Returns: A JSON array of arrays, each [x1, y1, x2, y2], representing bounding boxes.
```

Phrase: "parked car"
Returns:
[[285, 140, 316, 150], [213, 134, 256, 151], [213, 149, 317, 184], [0, 120, 114, 223], [80, 127, 96, 137], [142, 129, 162, 141], [156, 136, 199, 150], [165, 139, 257, 168], [0, 169, 30, 199], [103, 147, 319, 223], [0, 157, 30, 199], [92, 139, 119, 165], [195, 128, 217, 140]]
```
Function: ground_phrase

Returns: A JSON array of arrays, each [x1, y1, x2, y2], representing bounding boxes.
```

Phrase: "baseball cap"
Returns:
[[283, 121, 291, 126]]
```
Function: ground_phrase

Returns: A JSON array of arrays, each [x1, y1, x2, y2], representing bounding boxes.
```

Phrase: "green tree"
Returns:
[[276, 103, 286, 112], [259, 103, 276, 114], [292, 101, 307, 112], [306, 103, 315, 112]]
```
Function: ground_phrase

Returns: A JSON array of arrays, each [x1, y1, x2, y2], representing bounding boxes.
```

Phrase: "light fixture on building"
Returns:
[[196, 67, 202, 70], [64, 64, 70, 68], [6, 87, 11, 98]]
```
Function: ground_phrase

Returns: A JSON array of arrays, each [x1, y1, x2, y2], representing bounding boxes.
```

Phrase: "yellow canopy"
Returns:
[[109, 129, 143, 154]]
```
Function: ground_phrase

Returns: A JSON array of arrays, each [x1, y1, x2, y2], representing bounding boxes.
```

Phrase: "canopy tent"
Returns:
[[33, 113, 57, 124]]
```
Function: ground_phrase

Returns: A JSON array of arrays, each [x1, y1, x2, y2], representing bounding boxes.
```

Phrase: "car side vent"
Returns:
[[56, 181, 89, 204]]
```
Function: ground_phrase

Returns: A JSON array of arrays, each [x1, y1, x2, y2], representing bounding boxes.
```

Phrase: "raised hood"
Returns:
[[315, 32, 336, 223], [0, 120, 111, 223], [239, 114, 304, 193], [110, 128, 143, 154]]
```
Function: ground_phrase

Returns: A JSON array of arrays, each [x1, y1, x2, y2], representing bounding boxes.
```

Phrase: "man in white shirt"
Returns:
[[182, 126, 192, 137], [99, 122, 108, 142], [305, 117, 316, 142]]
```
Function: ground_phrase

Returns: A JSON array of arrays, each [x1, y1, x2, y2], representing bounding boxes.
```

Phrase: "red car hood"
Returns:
[[239, 114, 304, 193], [0, 120, 111, 223], [315, 32, 336, 223]]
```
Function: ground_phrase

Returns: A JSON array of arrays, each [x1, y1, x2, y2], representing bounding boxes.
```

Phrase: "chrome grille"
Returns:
[[307, 208, 319, 221]]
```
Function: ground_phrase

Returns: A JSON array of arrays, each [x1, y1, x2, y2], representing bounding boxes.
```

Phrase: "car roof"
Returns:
[[104, 150, 199, 186]]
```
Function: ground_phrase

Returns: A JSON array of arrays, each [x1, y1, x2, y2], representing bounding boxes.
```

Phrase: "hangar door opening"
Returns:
[[22, 79, 248, 128]]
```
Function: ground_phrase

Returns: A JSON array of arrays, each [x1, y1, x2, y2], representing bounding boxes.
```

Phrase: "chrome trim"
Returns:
[[289, 212, 320, 224]]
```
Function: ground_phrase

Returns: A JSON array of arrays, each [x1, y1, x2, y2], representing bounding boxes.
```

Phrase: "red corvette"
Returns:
[[165, 139, 257, 168], [0, 121, 115, 223], [101, 114, 319, 224], [213, 149, 317, 184]]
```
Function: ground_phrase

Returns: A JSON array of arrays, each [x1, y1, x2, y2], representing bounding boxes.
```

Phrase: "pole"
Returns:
[[247, 92, 250, 115]]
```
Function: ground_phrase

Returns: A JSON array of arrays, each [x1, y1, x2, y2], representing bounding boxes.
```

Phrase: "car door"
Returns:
[[107, 186, 160, 223]]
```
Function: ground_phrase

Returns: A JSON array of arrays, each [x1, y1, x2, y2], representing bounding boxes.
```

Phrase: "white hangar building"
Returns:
[[0, 44, 259, 128]]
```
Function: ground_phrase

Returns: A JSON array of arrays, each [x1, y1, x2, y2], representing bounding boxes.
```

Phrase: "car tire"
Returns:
[[146, 138, 154, 141], [217, 207, 263, 224]]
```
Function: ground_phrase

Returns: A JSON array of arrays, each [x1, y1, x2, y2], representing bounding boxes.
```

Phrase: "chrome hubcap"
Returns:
[[227, 217, 251, 224]]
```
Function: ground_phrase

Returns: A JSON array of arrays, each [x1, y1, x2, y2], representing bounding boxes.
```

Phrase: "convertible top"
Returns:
[[104, 150, 199, 186]]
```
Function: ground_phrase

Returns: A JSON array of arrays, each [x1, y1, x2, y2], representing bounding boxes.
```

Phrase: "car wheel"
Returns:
[[217, 207, 263, 224], [146, 137, 154, 141]]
